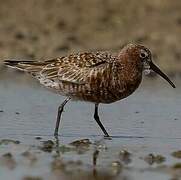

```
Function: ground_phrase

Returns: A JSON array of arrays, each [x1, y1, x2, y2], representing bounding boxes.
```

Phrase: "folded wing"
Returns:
[[4, 52, 110, 85]]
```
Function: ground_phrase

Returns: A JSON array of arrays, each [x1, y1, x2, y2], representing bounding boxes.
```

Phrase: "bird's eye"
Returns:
[[139, 50, 148, 59]]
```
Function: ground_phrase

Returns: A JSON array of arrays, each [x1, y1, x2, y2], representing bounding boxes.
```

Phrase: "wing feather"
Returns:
[[40, 52, 110, 84], [5, 52, 111, 85]]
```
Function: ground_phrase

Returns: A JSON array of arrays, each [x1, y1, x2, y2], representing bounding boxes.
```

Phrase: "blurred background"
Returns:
[[0, 0, 180, 76]]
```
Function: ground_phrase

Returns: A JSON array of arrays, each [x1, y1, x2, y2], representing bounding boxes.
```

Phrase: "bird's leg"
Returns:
[[54, 135, 60, 157], [94, 103, 110, 137], [54, 97, 71, 137]]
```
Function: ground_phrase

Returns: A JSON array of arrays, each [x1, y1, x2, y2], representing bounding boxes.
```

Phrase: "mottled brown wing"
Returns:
[[4, 60, 48, 73], [40, 52, 110, 84]]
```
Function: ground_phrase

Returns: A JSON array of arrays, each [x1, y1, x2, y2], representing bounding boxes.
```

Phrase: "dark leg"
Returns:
[[94, 103, 110, 137], [54, 97, 71, 137]]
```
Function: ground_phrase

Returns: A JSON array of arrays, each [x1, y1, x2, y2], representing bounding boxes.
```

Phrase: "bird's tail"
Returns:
[[4, 60, 43, 73]]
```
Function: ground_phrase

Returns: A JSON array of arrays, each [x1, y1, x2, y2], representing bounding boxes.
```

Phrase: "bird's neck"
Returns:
[[111, 57, 143, 94]]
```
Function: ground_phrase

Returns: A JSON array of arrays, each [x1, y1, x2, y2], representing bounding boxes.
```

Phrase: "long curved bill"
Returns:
[[149, 62, 176, 88]]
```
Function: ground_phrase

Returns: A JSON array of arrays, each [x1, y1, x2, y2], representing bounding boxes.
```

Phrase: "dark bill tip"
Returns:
[[150, 62, 176, 88]]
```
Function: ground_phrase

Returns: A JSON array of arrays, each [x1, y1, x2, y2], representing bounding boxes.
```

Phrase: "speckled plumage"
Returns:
[[4, 43, 175, 137], [4, 46, 143, 103]]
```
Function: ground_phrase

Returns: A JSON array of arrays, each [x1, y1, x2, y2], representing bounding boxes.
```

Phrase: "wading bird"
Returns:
[[4, 43, 175, 137]]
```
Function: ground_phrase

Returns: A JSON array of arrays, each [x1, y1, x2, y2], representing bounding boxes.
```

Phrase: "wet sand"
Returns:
[[0, 70, 180, 180]]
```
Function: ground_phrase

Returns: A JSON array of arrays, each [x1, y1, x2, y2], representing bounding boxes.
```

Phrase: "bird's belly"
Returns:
[[58, 80, 141, 104], [40, 76, 142, 104]]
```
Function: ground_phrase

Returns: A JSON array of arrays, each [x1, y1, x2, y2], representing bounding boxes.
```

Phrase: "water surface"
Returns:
[[0, 71, 181, 180]]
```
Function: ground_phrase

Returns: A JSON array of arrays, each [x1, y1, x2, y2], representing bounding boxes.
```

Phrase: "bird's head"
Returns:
[[119, 43, 176, 88]]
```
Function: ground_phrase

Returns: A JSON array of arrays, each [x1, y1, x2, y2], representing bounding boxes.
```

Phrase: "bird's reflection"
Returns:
[[52, 136, 128, 180]]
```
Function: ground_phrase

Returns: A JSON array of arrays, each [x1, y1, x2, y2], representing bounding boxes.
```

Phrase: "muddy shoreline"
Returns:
[[0, 0, 180, 74]]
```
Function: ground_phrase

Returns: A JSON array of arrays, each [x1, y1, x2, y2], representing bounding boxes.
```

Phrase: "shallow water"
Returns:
[[0, 70, 181, 180]]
